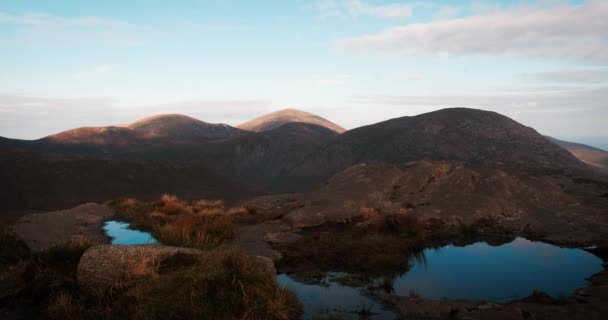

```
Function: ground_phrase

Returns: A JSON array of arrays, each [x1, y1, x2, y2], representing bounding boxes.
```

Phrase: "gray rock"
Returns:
[[14, 203, 114, 251]]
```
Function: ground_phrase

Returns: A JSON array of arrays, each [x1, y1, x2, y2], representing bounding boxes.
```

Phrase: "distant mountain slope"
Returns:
[[547, 136, 608, 170], [238, 108, 346, 133], [281, 108, 591, 191], [43, 114, 245, 146], [0, 150, 257, 211], [127, 114, 245, 140]]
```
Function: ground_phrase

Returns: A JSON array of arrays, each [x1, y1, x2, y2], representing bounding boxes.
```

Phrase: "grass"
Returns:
[[275, 209, 470, 283], [6, 240, 301, 320], [118, 249, 302, 320], [275, 212, 443, 278], [2, 195, 302, 320], [108, 195, 248, 250]]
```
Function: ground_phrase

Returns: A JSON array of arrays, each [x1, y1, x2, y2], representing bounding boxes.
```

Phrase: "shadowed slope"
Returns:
[[0, 150, 257, 211], [238, 108, 346, 133]]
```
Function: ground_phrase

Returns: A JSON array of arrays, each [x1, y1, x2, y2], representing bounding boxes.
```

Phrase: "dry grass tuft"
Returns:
[[109, 195, 248, 250]]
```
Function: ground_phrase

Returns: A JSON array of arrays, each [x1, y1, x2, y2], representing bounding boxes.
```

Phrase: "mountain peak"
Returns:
[[128, 114, 208, 129], [238, 108, 346, 133]]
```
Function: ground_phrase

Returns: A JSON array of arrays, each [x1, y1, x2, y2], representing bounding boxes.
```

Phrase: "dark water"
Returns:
[[278, 273, 397, 320], [278, 237, 603, 320], [103, 220, 158, 245], [393, 237, 603, 301]]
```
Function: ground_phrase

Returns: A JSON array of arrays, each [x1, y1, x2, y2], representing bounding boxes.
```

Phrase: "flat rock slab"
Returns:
[[77, 244, 204, 294], [13, 203, 114, 251]]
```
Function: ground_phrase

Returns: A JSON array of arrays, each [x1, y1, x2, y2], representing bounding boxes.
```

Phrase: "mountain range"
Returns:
[[0, 107, 605, 211]]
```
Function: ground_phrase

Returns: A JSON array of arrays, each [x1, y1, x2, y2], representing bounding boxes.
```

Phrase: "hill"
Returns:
[[237, 108, 346, 133], [547, 136, 608, 170], [127, 114, 245, 140], [0, 150, 257, 211], [42, 114, 245, 146], [280, 108, 591, 191]]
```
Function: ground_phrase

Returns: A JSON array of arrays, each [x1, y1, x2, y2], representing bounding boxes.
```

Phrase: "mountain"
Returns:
[[547, 136, 608, 170], [198, 122, 338, 190], [0, 149, 257, 211], [280, 108, 591, 191], [43, 114, 245, 146], [126, 114, 245, 140], [237, 108, 346, 134], [0, 108, 599, 208]]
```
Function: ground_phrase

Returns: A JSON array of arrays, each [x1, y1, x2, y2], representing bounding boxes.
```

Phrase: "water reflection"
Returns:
[[393, 237, 603, 301], [279, 237, 604, 319]]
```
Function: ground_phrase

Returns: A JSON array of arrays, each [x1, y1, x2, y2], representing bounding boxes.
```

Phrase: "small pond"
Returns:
[[278, 237, 603, 320], [103, 220, 158, 245]]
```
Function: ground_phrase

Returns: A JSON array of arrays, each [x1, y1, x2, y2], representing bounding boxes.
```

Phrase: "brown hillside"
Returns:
[[238, 108, 346, 133]]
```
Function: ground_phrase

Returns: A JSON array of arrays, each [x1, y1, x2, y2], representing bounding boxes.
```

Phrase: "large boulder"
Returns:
[[13, 203, 114, 251], [77, 244, 276, 295], [77, 244, 203, 294]]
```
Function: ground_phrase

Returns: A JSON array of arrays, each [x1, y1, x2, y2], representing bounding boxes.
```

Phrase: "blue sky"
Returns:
[[0, 0, 606, 149]]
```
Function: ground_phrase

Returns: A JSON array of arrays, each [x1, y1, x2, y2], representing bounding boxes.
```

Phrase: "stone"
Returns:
[[14, 203, 114, 251]]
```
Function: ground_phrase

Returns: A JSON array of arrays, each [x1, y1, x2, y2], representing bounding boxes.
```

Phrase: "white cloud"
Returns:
[[531, 69, 608, 83], [337, 0, 608, 63], [0, 12, 128, 28], [432, 6, 461, 20], [317, 0, 416, 19]]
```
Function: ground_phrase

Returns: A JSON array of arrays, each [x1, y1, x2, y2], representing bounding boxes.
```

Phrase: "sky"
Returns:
[[0, 0, 607, 149]]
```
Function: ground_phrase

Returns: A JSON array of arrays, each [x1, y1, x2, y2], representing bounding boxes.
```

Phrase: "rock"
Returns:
[[77, 244, 203, 295], [14, 203, 114, 251], [264, 232, 302, 244], [253, 255, 277, 277]]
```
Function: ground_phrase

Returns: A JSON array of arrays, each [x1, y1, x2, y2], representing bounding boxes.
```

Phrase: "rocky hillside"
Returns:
[[281, 108, 591, 191], [257, 161, 608, 246], [0, 150, 256, 211], [126, 114, 245, 140], [238, 108, 346, 133], [547, 136, 608, 170]]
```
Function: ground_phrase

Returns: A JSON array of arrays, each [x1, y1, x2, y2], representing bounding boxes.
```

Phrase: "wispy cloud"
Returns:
[[0, 11, 148, 46], [337, 0, 608, 63], [316, 0, 417, 19], [530, 69, 608, 83]]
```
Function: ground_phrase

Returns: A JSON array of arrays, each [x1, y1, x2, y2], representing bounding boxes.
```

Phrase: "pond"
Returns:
[[278, 237, 603, 320], [103, 220, 158, 245]]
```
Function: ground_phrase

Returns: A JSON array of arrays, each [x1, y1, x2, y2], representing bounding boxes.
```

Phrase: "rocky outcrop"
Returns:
[[77, 245, 204, 294], [77, 244, 277, 295], [13, 203, 114, 251], [275, 161, 608, 246]]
